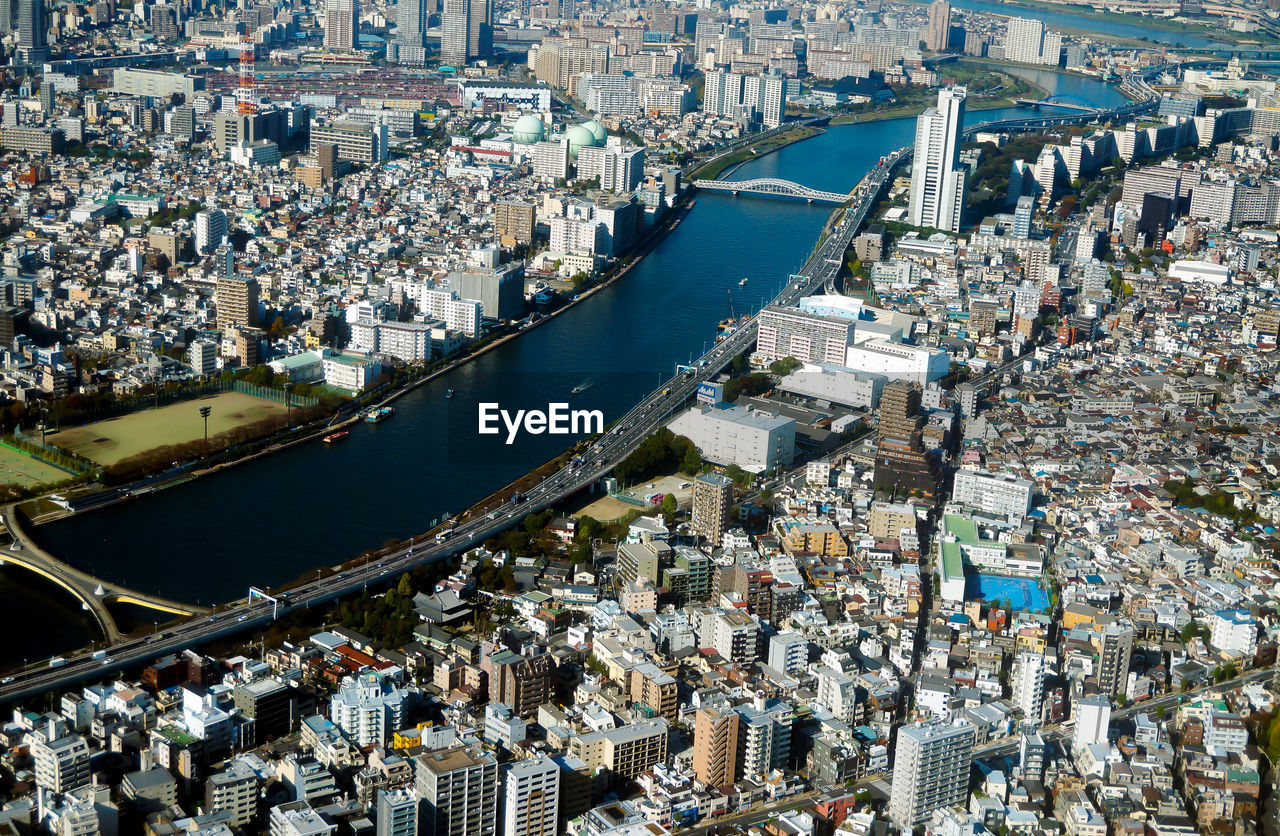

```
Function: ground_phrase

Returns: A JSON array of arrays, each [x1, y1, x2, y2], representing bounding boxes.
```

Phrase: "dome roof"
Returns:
[[584, 119, 607, 145], [565, 124, 594, 159], [512, 113, 546, 144]]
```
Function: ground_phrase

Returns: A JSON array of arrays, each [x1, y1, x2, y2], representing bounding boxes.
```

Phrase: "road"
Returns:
[[0, 86, 1165, 706]]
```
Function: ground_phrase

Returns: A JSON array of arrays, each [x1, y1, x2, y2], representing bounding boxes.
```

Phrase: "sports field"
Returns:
[[0, 443, 74, 488], [47, 391, 287, 465]]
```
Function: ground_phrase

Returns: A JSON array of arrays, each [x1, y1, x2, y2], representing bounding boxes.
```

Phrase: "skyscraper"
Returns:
[[441, 0, 490, 65], [692, 472, 732, 545], [887, 719, 975, 831], [501, 756, 559, 836], [17, 0, 50, 65], [324, 0, 357, 51], [908, 85, 968, 233], [395, 0, 428, 63], [926, 0, 951, 51], [0, 0, 19, 35], [1004, 17, 1045, 64]]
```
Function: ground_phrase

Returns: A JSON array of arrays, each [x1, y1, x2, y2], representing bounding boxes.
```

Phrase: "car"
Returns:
[[237, 615, 249, 622], [0, 676, 13, 684]]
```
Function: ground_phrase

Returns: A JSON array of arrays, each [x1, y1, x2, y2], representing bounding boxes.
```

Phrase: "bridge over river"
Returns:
[[0, 506, 209, 643], [693, 177, 851, 203]]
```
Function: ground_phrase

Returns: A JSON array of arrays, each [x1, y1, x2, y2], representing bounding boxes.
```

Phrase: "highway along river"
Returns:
[[12, 69, 1126, 664]]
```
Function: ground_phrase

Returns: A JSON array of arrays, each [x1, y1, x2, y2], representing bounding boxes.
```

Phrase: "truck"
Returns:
[[49, 657, 68, 668], [90, 650, 107, 660]]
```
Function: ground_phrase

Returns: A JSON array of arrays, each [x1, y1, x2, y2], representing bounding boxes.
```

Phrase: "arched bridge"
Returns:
[[1013, 95, 1101, 113], [0, 505, 210, 643], [693, 178, 850, 203]]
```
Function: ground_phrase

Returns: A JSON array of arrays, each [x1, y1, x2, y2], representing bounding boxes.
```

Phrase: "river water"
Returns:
[[10, 69, 1127, 664]]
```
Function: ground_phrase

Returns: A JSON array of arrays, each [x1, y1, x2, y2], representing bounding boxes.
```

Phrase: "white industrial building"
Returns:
[[778, 362, 888, 409], [844, 339, 949, 385], [667, 404, 795, 473]]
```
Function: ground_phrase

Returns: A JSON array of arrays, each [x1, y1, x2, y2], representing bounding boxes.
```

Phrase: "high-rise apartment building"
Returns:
[[569, 719, 669, 786], [195, 208, 227, 254], [908, 86, 968, 233], [692, 707, 739, 788], [216, 274, 260, 330], [1003, 17, 1044, 64], [330, 673, 407, 748], [1013, 652, 1045, 722], [887, 719, 975, 831], [926, 0, 951, 51], [1095, 621, 1133, 698], [702, 69, 784, 128], [873, 381, 940, 496], [495, 201, 536, 244], [32, 731, 91, 794], [415, 747, 500, 836], [951, 468, 1034, 521], [757, 306, 854, 366], [501, 756, 559, 836], [324, 0, 358, 51], [691, 472, 732, 545], [489, 650, 555, 718]]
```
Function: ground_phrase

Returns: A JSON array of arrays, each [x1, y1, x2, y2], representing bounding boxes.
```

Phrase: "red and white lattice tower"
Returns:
[[237, 24, 256, 115]]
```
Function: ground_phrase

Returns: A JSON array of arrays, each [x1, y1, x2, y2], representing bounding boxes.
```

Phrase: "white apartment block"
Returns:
[[501, 756, 560, 836], [1210, 609, 1257, 657], [757, 306, 854, 366], [951, 468, 1034, 521], [887, 719, 975, 831]]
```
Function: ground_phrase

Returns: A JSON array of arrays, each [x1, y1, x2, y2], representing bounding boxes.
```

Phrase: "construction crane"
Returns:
[[237, 23, 256, 116]]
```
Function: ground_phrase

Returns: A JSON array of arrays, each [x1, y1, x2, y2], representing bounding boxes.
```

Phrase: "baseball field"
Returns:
[[47, 391, 288, 466]]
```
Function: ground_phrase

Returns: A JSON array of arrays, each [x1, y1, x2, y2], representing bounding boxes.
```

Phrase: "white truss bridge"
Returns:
[[693, 177, 850, 203]]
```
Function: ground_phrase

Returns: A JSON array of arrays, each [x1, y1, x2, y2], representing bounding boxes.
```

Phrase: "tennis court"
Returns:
[[968, 573, 1051, 613], [0, 443, 73, 488]]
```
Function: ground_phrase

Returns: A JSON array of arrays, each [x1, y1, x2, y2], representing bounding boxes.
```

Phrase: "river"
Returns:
[[947, 0, 1232, 49], [9, 69, 1127, 665]]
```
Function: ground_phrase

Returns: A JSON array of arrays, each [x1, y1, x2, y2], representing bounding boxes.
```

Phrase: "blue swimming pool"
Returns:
[[968, 573, 1051, 613]]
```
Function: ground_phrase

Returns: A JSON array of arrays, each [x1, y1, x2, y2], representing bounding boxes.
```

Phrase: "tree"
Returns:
[[660, 493, 677, 525], [769, 356, 802, 376], [569, 271, 590, 290]]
